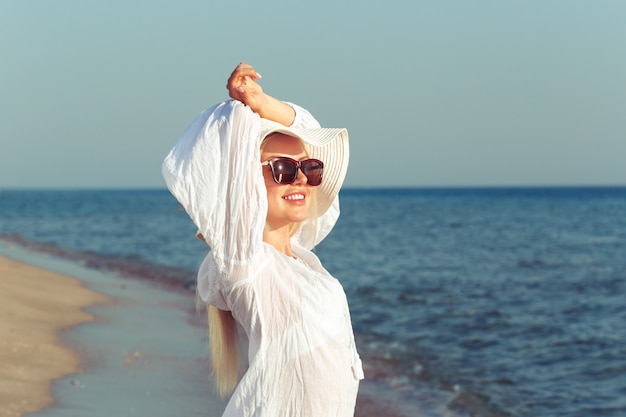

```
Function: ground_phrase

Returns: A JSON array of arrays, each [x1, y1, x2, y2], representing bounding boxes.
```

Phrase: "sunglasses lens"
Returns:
[[271, 159, 298, 184], [301, 159, 324, 186]]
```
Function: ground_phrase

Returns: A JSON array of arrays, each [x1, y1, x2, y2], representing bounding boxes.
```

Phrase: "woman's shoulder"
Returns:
[[291, 245, 329, 274]]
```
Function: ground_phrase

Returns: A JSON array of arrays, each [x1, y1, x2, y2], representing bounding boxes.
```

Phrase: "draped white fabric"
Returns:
[[162, 100, 363, 417]]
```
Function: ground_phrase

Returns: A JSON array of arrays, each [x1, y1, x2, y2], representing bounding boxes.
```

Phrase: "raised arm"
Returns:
[[226, 62, 296, 126]]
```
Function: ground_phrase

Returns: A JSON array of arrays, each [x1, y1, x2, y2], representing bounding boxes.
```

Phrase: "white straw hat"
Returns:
[[259, 118, 350, 219]]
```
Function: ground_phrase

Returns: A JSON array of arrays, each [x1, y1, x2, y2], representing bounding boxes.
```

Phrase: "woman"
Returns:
[[162, 63, 363, 416]]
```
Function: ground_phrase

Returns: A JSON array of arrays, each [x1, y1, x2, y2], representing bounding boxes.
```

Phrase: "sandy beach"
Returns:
[[0, 254, 106, 417], [0, 245, 229, 417], [0, 242, 415, 417]]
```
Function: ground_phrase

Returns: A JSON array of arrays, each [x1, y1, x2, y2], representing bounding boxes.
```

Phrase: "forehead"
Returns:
[[261, 133, 307, 157]]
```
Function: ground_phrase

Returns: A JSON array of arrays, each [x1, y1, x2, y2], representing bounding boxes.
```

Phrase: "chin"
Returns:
[[289, 213, 309, 224]]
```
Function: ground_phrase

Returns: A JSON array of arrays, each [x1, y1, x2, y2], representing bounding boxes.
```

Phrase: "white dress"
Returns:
[[162, 100, 364, 417]]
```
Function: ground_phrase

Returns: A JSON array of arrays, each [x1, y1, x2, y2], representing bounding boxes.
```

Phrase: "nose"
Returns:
[[293, 166, 308, 185]]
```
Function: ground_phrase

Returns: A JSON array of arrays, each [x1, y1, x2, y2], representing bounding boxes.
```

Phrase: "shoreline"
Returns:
[[0, 254, 107, 417], [0, 239, 457, 417], [0, 242, 228, 417]]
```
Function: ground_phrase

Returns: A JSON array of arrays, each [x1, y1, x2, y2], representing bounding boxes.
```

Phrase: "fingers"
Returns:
[[226, 62, 265, 106], [226, 62, 262, 96], [236, 62, 262, 80]]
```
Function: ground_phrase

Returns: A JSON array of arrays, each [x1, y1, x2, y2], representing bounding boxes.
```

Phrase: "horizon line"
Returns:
[[2, 184, 626, 192]]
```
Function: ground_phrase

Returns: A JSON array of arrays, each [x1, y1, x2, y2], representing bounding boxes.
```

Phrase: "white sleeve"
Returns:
[[286, 101, 321, 129], [162, 100, 266, 276]]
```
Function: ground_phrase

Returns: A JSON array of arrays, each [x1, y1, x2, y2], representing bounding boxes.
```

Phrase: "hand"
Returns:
[[226, 62, 295, 125], [226, 62, 267, 113]]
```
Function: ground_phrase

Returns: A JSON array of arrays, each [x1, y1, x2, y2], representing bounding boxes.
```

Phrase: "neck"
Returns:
[[263, 224, 294, 258]]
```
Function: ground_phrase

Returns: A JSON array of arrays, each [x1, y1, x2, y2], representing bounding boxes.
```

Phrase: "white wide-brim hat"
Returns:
[[259, 118, 350, 219]]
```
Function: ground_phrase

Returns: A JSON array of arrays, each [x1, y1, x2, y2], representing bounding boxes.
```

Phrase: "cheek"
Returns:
[[262, 166, 280, 188], [264, 172, 279, 195], [264, 175, 282, 204]]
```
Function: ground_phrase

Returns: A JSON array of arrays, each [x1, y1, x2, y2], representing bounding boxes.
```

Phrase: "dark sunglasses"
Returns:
[[261, 157, 324, 186]]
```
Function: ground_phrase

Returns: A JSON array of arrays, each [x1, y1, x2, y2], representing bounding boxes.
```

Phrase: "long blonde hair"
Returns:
[[206, 305, 239, 397], [207, 134, 319, 397]]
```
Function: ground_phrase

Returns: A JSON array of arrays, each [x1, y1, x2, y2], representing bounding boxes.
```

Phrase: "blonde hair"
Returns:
[[206, 134, 320, 397], [206, 305, 239, 397]]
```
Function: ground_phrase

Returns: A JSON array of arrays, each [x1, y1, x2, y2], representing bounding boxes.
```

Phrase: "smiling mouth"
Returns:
[[283, 193, 305, 201]]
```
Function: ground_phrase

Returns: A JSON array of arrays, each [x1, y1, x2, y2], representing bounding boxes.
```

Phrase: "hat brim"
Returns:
[[259, 118, 349, 218]]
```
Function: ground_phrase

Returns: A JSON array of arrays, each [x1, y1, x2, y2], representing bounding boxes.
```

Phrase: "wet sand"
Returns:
[[0, 254, 106, 417], [0, 245, 228, 417]]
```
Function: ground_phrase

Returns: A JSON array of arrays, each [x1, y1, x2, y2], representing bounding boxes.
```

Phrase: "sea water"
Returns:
[[1, 187, 625, 417]]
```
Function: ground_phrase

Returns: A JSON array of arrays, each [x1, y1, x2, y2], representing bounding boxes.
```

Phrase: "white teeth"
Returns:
[[284, 194, 304, 200]]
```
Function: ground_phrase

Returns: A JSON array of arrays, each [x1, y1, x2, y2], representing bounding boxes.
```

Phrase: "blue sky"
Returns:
[[1, 1, 625, 188]]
